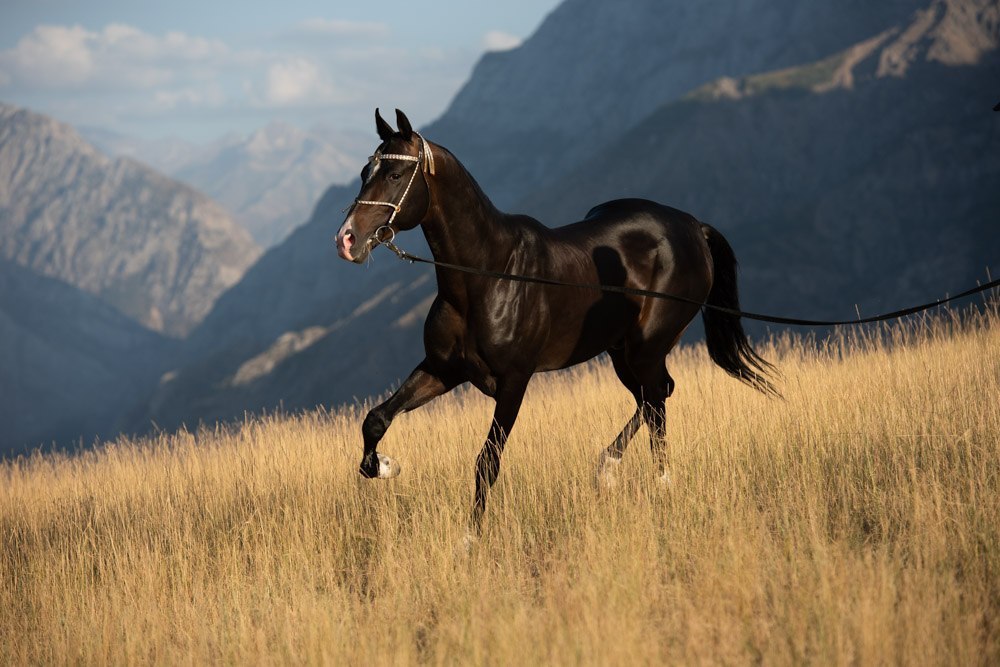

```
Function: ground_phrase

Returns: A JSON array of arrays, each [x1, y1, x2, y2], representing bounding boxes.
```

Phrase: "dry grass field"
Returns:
[[2, 307, 999, 665]]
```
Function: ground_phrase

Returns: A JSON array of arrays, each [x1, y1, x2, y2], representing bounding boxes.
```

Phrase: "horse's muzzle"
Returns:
[[335, 224, 357, 261], [335, 220, 373, 263]]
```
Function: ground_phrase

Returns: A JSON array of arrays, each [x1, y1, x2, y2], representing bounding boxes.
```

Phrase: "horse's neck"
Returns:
[[420, 158, 520, 294]]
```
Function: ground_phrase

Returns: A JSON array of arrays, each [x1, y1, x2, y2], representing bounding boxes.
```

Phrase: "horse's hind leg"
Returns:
[[641, 395, 670, 487], [623, 339, 678, 487], [629, 296, 696, 486], [636, 363, 674, 487], [595, 350, 644, 489], [595, 409, 640, 489]]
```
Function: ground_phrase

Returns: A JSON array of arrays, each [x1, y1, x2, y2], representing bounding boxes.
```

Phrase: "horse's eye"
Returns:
[[389, 172, 402, 182]]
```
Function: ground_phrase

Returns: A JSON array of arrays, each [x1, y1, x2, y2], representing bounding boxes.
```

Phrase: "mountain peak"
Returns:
[[172, 122, 363, 246], [878, 0, 999, 76], [0, 102, 261, 336], [684, 0, 999, 103], [244, 121, 310, 155]]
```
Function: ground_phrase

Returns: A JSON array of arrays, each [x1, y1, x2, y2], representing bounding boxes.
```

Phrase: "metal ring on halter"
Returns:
[[372, 225, 395, 245]]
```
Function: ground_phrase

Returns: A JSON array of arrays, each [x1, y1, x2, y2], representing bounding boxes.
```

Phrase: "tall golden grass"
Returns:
[[2, 307, 999, 665]]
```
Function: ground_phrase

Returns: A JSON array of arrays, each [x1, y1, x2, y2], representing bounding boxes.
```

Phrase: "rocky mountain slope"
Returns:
[[518, 3, 1000, 322], [0, 103, 261, 336], [86, 122, 370, 247], [133, 181, 438, 429], [0, 260, 175, 455], [171, 123, 367, 246], [128, 0, 999, 434], [425, 0, 932, 207], [80, 126, 204, 176]]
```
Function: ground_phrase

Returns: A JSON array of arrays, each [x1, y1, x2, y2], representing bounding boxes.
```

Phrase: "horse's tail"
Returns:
[[700, 223, 780, 396]]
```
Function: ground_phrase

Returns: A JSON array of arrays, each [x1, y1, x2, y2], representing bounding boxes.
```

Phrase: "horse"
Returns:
[[335, 108, 776, 536]]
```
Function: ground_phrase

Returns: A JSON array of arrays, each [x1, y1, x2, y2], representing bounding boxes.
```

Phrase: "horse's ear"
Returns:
[[395, 109, 413, 141], [375, 108, 394, 141]]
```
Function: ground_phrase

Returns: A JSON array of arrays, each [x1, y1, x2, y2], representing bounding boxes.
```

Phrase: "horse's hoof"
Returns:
[[457, 529, 478, 556], [595, 451, 622, 491], [377, 453, 401, 479], [359, 453, 401, 479]]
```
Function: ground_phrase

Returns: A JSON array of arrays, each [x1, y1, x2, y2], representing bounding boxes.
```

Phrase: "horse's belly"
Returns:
[[538, 293, 639, 370]]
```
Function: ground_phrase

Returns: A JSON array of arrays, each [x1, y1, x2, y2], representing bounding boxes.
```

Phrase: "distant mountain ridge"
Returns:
[[86, 122, 370, 247], [172, 122, 368, 247], [0, 102, 262, 336], [132, 0, 1000, 435]]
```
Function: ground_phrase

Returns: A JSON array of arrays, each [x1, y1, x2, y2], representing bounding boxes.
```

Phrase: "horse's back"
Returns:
[[553, 198, 711, 280], [526, 198, 713, 369], [581, 198, 697, 225]]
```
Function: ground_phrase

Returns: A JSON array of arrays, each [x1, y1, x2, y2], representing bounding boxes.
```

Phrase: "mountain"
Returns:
[[170, 122, 368, 246], [131, 0, 999, 434], [135, 183, 439, 429], [84, 122, 370, 247], [0, 102, 262, 336], [0, 260, 176, 455], [517, 2, 1000, 322], [79, 126, 205, 175], [425, 0, 932, 208]]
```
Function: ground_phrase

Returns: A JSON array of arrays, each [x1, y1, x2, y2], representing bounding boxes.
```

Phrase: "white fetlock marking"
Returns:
[[657, 469, 671, 488], [595, 451, 622, 490], [460, 529, 478, 555], [377, 453, 401, 479]]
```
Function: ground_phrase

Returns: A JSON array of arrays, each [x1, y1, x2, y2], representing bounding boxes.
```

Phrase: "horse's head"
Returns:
[[336, 108, 434, 263]]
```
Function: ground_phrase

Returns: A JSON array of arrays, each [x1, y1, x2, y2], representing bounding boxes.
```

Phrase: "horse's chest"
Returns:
[[423, 295, 537, 396], [434, 329, 499, 395], [454, 324, 521, 397]]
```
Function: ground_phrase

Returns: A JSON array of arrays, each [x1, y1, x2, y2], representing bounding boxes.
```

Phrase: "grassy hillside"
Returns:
[[2, 306, 999, 664]]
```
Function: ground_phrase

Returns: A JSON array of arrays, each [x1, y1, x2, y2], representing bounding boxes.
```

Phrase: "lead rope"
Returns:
[[378, 237, 999, 327], [355, 138, 998, 326]]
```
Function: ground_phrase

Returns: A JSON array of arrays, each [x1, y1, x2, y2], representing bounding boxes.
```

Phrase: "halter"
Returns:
[[353, 132, 435, 229]]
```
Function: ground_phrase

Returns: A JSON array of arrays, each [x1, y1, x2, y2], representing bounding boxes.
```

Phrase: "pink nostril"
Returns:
[[337, 229, 357, 260]]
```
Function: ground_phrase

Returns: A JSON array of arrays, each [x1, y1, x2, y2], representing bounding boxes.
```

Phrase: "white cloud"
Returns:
[[1, 25, 95, 87], [482, 30, 522, 52], [0, 19, 490, 140], [259, 57, 339, 107], [0, 23, 232, 91]]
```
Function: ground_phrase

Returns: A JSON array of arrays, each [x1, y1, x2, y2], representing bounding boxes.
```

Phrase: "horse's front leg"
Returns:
[[359, 360, 455, 479], [469, 377, 529, 535]]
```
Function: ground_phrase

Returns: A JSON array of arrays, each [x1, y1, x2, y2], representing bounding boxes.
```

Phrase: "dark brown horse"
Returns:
[[336, 109, 776, 535]]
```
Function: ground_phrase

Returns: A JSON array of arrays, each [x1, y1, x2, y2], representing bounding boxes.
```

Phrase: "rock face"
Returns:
[[0, 102, 261, 336], [0, 260, 175, 455], [171, 122, 367, 247], [427, 0, 933, 207], [124, 0, 1000, 436], [517, 4, 1000, 324]]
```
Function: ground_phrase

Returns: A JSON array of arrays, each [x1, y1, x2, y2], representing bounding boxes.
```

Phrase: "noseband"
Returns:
[[353, 133, 435, 229]]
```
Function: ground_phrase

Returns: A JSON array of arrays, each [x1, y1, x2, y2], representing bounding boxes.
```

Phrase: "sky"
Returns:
[[0, 0, 562, 143]]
